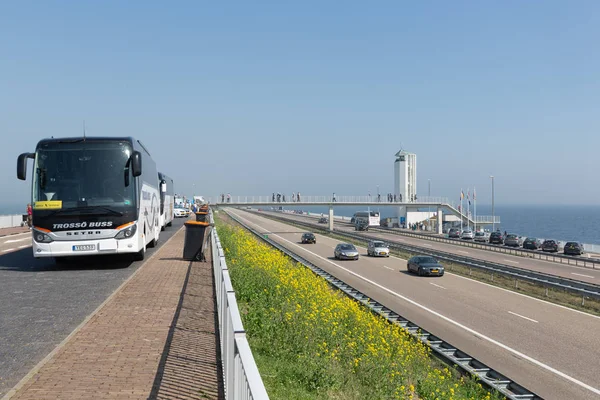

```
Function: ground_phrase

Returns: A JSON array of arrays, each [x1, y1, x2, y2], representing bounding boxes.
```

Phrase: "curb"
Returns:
[[1, 225, 186, 400]]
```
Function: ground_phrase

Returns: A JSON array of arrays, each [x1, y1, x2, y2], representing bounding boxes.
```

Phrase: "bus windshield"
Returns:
[[33, 140, 136, 212]]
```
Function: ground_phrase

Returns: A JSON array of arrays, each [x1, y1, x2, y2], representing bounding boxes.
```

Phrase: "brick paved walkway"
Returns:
[[5, 228, 223, 400]]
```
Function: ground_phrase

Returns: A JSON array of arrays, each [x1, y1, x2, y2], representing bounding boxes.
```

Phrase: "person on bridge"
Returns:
[[377, 193, 381, 202], [227, 193, 231, 203], [292, 192, 295, 202], [272, 193, 275, 202], [26, 203, 32, 228], [297, 192, 301, 202], [221, 194, 225, 203], [332, 192, 336, 202]]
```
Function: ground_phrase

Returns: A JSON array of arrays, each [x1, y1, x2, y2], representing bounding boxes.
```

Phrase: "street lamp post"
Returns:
[[427, 179, 431, 231], [490, 175, 495, 231]]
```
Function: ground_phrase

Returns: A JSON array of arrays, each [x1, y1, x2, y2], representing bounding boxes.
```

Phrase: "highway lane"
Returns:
[[0, 218, 187, 398], [262, 211, 600, 285], [0, 233, 32, 255], [230, 209, 600, 400]]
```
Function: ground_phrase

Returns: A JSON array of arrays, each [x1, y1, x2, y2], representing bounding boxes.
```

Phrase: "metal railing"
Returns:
[[226, 210, 542, 400], [369, 226, 600, 269], [211, 195, 451, 204], [210, 212, 270, 400]]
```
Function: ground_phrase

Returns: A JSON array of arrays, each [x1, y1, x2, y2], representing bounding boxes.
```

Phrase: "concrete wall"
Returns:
[[0, 214, 26, 229]]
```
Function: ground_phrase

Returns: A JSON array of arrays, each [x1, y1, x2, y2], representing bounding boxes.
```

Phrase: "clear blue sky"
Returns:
[[1, 1, 598, 208]]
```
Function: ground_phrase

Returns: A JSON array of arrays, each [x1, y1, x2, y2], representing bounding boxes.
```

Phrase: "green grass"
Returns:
[[216, 212, 504, 400]]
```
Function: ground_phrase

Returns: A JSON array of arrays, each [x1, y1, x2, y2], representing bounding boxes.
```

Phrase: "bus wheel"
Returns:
[[148, 232, 158, 248], [134, 247, 145, 261]]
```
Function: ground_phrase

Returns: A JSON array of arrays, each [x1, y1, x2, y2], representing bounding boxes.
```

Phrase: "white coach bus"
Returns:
[[17, 136, 161, 262], [158, 172, 174, 230]]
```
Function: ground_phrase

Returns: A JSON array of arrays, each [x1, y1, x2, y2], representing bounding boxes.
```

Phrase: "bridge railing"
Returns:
[[211, 195, 450, 204], [210, 212, 270, 400]]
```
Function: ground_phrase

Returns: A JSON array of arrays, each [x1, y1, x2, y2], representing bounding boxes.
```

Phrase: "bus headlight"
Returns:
[[33, 229, 53, 243], [114, 224, 137, 240]]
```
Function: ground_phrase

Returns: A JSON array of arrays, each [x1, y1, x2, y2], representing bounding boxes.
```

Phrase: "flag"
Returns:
[[473, 188, 476, 201], [468, 189, 471, 206], [460, 190, 464, 200]]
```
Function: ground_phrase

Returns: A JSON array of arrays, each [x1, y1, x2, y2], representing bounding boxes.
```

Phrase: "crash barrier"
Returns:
[[225, 210, 541, 400]]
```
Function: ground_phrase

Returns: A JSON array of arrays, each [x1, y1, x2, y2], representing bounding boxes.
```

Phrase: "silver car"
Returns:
[[473, 231, 490, 242], [504, 234, 525, 247], [334, 243, 359, 260], [461, 229, 474, 240], [367, 240, 389, 257]]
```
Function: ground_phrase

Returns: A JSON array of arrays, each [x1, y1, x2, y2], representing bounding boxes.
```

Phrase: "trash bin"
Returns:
[[195, 211, 208, 222], [183, 221, 212, 261]]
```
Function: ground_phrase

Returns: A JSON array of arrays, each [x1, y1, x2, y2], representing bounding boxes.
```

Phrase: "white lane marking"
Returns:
[[4, 237, 31, 243], [571, 273, 594, 279], [430, 282, 446, 289], [383, 266, 394, 270], [422, 243, 433, 247], [254, 210, 600, 321], [18, 245, 30, 249], [508, 311, 539, 323], [1, 248, 16, 253], [232, 211, 600, 396], [503, 259, 520, 264], [457, 250, 469, 254]]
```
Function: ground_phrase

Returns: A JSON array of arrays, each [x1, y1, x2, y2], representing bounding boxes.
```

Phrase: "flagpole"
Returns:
[[467, 188, 470, 231]]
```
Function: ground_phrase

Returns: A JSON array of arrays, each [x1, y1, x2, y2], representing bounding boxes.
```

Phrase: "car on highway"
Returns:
[[448, 228, 461, 238], [541, 239, 563, 253], [318, 217, 328, 224], [301, 232, 316, 244], [473, 231, 490, 243], [563, 242, 585, 256], [355, 220, 369, 231], [504, 234, 525, 247], [367, 240, 389, 257], [334, 243, 359, 260], [461, 229, 474, 240], [406, 255, 445, 276], [489, 231, 504, 244], [174, 206, 189, 218], [523, 237, 543, 250]]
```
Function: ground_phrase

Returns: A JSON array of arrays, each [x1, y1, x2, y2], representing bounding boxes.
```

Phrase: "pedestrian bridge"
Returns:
[[211, 195, 500, 234]]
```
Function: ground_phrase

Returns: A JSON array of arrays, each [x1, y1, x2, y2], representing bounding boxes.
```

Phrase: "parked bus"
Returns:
[[17, 136, 161, 262], [158, 172, 174, 230], [354, 211, 380, 227]]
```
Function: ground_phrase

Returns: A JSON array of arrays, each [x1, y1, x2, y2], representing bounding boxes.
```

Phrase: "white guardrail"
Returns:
[[0, 214, 26, 229], [210, 212, 270, 400]]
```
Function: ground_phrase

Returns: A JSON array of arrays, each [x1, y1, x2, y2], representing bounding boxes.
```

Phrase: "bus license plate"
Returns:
[[73, 244, 96, 251]]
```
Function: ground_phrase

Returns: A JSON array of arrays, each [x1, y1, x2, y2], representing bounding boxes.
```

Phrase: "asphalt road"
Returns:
[[264, 211, 600, 285], [229, 209, 600, 400], [0, 218, 187, 397]]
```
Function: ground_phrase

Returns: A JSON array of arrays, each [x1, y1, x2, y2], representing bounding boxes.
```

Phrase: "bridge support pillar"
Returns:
[[437, 207, 443, 235], [328, 206, 334, 231]]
